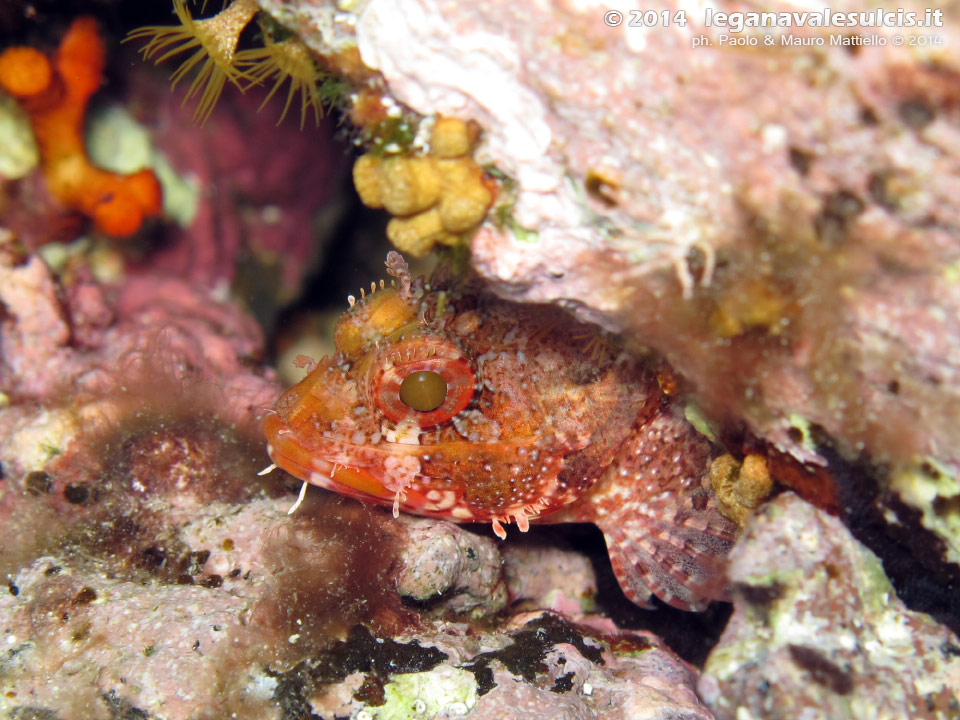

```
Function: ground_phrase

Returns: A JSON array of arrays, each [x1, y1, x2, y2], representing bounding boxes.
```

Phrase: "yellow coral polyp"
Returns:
[[236, 34, 327, 129], [352, 154, 383, 209], [127, 0, 259, 125], [436, 159, 491, 232], [710, 453, 774, 528], [387, 208, 453, 257], [353, 117, 494, 257], [379, 156, 441, 216], [431, 116, 476, 159]]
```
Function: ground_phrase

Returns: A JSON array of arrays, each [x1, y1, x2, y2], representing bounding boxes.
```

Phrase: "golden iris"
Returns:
[[399, 370, 447, 412]]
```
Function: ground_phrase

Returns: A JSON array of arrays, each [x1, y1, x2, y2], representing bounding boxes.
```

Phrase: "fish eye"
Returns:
[[375, 341, 474, 427], [399, 370, 447, 412]]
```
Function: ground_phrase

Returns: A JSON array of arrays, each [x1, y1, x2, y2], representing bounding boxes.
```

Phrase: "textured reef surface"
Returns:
[[702, 493, 960, 720], [1, 0, 960, 718]]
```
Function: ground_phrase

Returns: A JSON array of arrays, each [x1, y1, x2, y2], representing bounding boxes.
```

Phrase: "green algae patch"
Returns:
[[86, 105, 199, 228], [889, 458, 960, 566], [363, 665, 477, 720], [0, 92, 38, 179]]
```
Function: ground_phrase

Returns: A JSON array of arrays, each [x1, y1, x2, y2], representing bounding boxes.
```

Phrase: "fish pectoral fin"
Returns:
[[573, 405, 740, 612], [595, 493, 737, 611]]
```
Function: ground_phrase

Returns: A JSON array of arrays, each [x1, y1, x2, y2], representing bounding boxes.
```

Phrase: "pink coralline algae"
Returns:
[[1, 558, 254, 717], [699, 493, 960, 720], [124, 68, 348, 294], [0, 252, 272, 405], [502, 537, 599, 616]]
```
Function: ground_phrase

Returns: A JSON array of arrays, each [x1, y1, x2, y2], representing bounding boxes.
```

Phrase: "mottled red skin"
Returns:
[[265, 254, 736, 610]]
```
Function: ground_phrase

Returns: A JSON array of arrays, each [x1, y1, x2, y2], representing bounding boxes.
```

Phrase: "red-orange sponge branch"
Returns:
[[0, 17, 162, 237]]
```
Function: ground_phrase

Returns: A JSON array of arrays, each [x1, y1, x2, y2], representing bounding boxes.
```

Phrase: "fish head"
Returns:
[[265, 253, 648, 533]]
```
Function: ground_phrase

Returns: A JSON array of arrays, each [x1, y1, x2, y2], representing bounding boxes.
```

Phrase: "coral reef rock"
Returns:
[[287, 612, 715, 720], [129, 68, 347, 297], [0, 556, 260, 720], [502, 536, 599, 616], [0, 254, 271, 403], [393, 516, 508, 618], [700, 492, 960, 720]]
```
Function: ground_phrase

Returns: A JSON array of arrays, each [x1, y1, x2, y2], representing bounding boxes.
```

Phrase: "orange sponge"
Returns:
[[0, 17, 162, 237]]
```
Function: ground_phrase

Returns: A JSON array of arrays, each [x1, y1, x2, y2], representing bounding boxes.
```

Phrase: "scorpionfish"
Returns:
[[265, 253, 737, 610]]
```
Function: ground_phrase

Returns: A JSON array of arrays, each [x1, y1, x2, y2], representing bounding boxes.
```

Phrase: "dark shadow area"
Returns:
[[816, 433, 960, 635]]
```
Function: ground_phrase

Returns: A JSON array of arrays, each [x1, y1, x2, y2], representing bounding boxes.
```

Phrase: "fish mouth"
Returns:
[[263, 414, 470, 518]]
